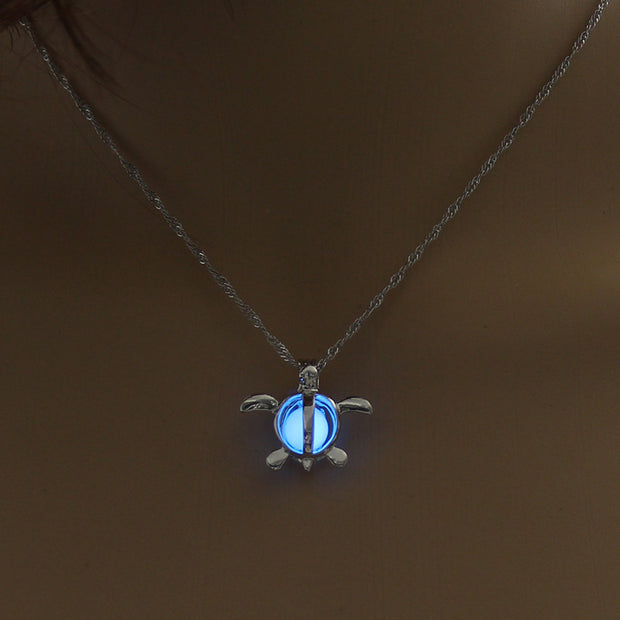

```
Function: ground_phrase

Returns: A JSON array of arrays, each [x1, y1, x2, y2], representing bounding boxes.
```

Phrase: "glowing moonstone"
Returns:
[[275, 394, 339, 455]]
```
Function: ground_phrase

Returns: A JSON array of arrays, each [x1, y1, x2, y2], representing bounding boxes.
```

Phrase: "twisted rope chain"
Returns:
[[20, 1, 611, 372]]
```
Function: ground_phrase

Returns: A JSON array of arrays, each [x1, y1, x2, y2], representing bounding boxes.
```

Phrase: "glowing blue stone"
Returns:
[[275, 394, 339, 455]]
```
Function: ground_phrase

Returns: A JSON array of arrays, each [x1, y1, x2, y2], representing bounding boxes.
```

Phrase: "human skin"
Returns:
[[1, 2, 619, 618]]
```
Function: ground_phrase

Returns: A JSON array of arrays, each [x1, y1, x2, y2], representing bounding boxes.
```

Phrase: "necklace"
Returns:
[[19, 2, 611, 471]]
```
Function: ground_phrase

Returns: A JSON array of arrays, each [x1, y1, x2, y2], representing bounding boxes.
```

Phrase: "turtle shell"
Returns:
[[274, 393, 339, 456]]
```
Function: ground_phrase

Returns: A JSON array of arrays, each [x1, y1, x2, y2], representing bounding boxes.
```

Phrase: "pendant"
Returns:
[[240, 365, 372, 471]]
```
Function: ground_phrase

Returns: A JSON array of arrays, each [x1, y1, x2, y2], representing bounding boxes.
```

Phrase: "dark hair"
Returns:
[[1, 0, 107, 79], [0, 0, 50, 29]]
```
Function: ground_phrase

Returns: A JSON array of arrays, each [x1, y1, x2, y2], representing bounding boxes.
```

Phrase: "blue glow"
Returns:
[[275, 393, 339, 455], [313, 394, 338, 453], [280, 399, 304, 453]]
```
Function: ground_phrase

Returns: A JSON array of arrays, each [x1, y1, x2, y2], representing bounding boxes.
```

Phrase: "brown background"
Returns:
[[1, 1, 619, 618]]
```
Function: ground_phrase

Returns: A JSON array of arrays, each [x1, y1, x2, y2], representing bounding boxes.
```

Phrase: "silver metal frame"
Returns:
[[240, 365, 372, 471]]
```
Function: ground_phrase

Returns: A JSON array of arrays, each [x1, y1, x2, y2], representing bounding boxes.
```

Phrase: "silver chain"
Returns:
[[20, 1, 611, 373]]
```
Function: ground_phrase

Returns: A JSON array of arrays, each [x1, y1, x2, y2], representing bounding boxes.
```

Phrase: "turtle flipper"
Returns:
[[266, 448, 289, 470], [325, 446, 348, 467], [240, 394, 279, 413], [336, 397, 373, 415]]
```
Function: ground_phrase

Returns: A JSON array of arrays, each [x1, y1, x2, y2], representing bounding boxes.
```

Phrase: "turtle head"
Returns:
[[298, 364, 319, 394]]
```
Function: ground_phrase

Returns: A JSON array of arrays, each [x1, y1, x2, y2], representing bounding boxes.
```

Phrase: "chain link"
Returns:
[[19, 0, 611, 372]]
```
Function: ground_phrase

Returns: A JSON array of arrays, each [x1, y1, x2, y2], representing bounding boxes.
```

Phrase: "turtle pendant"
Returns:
[[240, 365, 372, 471]]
